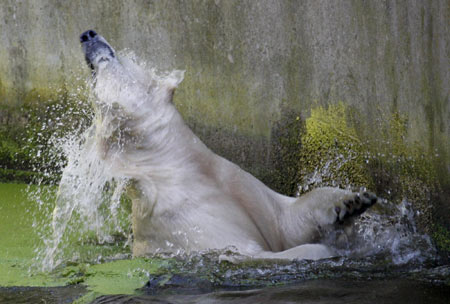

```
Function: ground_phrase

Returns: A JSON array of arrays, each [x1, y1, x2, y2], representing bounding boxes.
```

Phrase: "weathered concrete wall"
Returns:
[[0, 0, 449, 192]]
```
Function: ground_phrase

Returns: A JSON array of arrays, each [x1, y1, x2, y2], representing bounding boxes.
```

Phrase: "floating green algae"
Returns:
[[0, 183, 63, 287], [0, 183, 172, 301]]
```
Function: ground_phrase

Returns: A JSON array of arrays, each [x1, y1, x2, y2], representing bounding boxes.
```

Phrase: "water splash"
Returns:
[[323, 199, 435, 264], [298, 154, 436, 265], [26, 82, 127, 272], [30, 51, 187, 271], [33, 114, 132, 271]]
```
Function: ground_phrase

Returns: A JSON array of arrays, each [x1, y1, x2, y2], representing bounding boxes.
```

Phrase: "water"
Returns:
[[0, 286, 86, 304], [3, 182, 442, 302], [0, 278, 448, 304], [94, 279, 450, 304]]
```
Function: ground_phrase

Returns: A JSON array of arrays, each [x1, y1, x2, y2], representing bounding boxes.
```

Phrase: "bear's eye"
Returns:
[[81, 34, 89, 42], [89, 31, 97, 38]]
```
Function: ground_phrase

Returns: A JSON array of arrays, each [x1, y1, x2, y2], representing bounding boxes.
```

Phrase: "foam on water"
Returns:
[[30, 53, 436, 272]]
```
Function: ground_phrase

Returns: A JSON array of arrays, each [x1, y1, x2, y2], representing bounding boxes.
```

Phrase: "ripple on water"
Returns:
[[91, 279, 450, 304]]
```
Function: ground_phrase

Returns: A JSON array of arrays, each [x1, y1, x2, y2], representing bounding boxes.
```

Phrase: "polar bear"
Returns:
[[79, 30, 377, 260]]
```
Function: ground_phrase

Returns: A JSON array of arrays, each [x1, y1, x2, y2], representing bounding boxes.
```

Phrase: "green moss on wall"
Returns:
[[368, 111, 441, 233], [269, 104, 304, 196], [0, 168, 44, 184], [269, 102, 374, 196], [0, 86, 92, 184], [297, 102, 373, 193], [433, 224, 450, 256], [267, 101, 446, 256]]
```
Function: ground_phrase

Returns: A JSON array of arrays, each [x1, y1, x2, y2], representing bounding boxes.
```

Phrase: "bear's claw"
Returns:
[[336, 192, 377, 224]]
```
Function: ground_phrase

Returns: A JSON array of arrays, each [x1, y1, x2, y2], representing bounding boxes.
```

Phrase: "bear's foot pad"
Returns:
[[335, 192, 377, 224]]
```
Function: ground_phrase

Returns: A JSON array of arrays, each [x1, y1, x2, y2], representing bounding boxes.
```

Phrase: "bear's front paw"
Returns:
[[334, 192, 377, 224]]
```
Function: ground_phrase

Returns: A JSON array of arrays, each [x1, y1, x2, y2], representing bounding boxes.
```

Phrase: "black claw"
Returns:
[[354, 196, 362, 208], [363, 192, 378, 206], [344, 200, 351, 208], [343, 212, 352, 220], [338, 192, 378, 224], [335, 206, 344, 224], [353, 205, 367, 216], [340, 192, 379, 223]]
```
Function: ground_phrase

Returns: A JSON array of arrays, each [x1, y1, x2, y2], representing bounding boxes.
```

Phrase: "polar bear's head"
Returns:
[[80, 30, 116, 73], [80, 30, 184, 104]]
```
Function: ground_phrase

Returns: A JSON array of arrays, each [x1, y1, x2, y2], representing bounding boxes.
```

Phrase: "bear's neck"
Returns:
[[94, 62, 212, 190]]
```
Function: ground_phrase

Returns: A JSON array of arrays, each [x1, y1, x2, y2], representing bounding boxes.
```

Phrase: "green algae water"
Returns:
[[0, 183, 170, 302], [0, 183, 86, 302], [0, 182, 449, 303], [0, 183, 59, 287]]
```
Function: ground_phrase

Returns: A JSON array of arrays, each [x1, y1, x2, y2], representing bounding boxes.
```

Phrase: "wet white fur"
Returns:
[[91, 46, 360, 260]]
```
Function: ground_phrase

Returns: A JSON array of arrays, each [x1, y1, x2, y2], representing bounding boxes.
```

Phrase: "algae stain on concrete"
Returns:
[[370, 111, 440, 219], [297, 102, 373, 193], [286, 102, 447, 255]]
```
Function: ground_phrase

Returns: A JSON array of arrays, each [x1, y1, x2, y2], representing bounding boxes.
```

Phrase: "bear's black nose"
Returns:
[[80, 30, 97, 43]]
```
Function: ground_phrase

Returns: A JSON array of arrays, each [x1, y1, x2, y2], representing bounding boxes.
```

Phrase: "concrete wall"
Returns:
[[0, 0, 449, 192]]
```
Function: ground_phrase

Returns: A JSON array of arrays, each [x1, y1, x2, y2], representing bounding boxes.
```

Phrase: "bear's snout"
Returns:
[[80, 30, 97, 43], [80, 30, 115, 72]]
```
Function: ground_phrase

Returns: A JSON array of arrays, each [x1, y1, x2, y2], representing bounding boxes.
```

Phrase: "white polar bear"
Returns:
[[79, 30, 377, 260]]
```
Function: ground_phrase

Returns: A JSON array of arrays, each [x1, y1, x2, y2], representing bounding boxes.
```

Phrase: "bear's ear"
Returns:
[[156, 70, 185, 103], [164, 70, 185, 91]]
